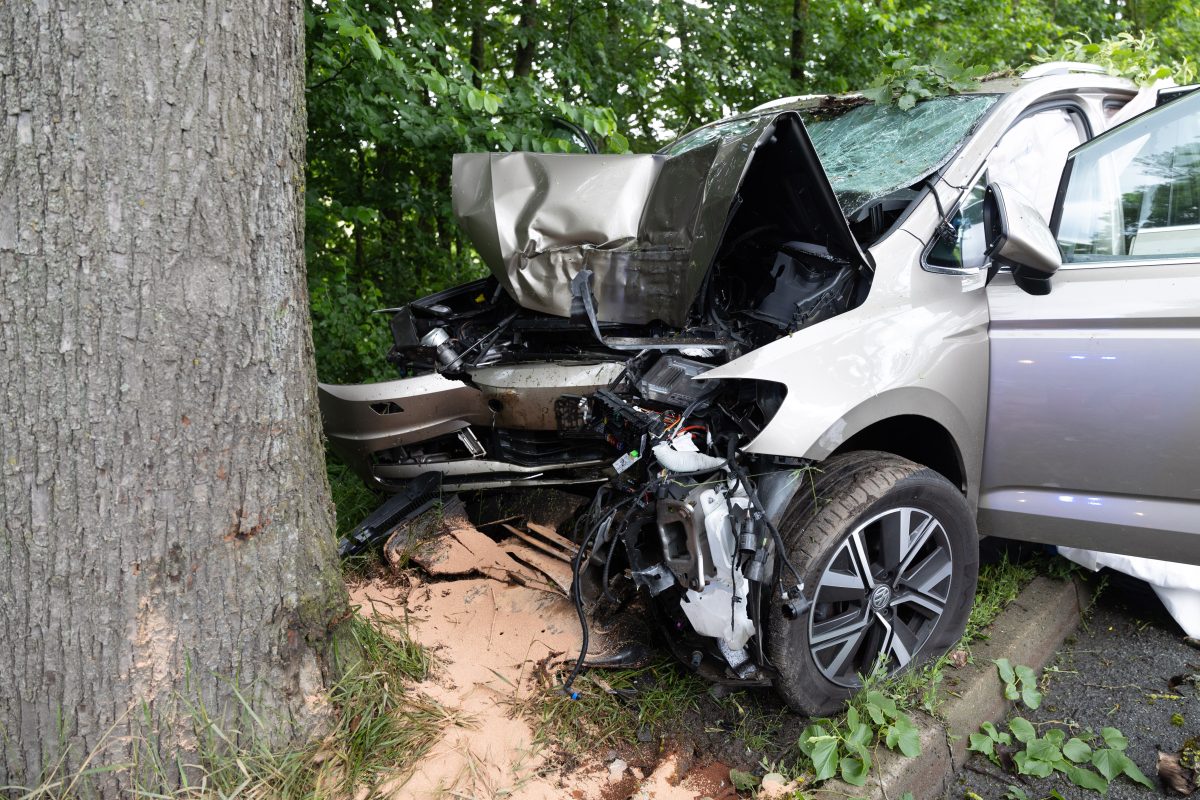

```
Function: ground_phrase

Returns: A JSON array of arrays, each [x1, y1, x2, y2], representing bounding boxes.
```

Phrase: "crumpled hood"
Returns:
[[452, 112, 871, 327]]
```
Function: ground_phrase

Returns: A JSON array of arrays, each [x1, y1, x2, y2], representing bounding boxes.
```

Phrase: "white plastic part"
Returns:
[[679, 482, 756, 650], [652, 433, 727, 473]]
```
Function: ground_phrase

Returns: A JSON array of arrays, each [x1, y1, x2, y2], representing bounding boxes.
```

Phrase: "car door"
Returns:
[[979, 90, 1200, 565]]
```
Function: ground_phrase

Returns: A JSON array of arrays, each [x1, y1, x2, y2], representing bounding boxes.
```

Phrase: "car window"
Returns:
[[926, 173, 989, 270], [1056, 95, 1200, 263], [662, 95, 1000, 219], [989, 108, 1088, 220], [927, 107, 1087, 271]]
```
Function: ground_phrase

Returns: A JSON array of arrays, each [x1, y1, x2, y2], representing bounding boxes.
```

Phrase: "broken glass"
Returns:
[[801, 95, 1000, 216]]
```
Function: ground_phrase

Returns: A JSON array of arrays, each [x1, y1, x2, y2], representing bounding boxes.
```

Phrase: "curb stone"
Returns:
[[821, 575, 1086, 799]]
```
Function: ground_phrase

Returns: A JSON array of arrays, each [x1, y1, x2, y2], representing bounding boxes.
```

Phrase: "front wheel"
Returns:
[[767, 451, 978, 715]]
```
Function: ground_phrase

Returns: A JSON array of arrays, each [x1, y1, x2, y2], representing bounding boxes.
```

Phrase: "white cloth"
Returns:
[[1057, 546, 1200, 637]]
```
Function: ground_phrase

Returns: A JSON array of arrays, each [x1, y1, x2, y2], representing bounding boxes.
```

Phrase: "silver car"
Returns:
[[320, 68, 1200, 713]]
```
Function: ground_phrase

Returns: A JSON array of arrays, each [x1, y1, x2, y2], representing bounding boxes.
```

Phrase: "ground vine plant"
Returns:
[[970, 659, 1154, 794], [797, 690, 923, 786], [970, 718, 1154, 793]]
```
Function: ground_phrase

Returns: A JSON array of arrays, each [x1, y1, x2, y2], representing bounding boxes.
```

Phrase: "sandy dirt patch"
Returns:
[[350, 510, 755, 799]]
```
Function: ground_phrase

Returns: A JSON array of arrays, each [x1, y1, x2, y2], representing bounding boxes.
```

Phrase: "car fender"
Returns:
[[697, 232, 988, 506]]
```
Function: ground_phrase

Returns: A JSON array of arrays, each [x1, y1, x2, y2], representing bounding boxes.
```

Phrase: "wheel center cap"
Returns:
[[870, 584, 893, 611]]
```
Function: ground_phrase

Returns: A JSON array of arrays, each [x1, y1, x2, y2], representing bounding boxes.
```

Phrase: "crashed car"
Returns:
[[321, 66, 1200, 714]]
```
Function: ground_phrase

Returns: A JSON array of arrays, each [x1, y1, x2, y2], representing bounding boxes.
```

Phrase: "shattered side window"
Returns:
[[802, 95, 1000, 216], [661, 118, 760, 156]]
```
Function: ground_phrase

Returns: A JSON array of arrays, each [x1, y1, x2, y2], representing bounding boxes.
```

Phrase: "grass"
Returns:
[[532, 660, 707, 751], [962, 554, 1040, 644], [327, 457, 392, 578], [8, 611, 447, 799]]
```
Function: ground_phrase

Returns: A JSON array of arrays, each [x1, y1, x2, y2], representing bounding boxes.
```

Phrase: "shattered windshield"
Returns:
[[663, 94, 999, 216], [802, 95, 999, 215]]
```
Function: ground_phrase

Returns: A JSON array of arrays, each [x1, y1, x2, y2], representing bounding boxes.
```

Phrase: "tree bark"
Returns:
[[790, 0, 809, 83], [513, 0, 537, 78], [469, 0, 486, 88], [0, 0, 347, 792]]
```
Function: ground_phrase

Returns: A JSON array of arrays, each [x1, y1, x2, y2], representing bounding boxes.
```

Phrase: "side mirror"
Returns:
[[983, 182, 1062, 295]]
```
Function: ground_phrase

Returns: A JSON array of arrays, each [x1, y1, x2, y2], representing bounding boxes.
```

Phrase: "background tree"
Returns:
[[0, 0, 347, 790], [304, 0, 1196, 386]]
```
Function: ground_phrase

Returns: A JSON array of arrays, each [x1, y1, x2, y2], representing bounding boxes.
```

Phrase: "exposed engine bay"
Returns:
[[321, 109, 902, 685]]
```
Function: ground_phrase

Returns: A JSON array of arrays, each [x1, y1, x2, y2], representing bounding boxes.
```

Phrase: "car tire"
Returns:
[[766, 450, 978, 715]]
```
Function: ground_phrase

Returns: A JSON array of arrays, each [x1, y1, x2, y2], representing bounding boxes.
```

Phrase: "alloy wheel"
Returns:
[[806, 506, 954, 687]]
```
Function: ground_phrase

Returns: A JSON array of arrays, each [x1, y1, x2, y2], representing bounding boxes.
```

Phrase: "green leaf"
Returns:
[[1062, 737, 1092, 763], [892, 716, 921, 758], [968, 733, 995, 757], [421, 72, 448, 94], [798, 723, 829, 756], [1101, 727, 1128, 751], [996, 659, 1019, 699], [1063, 764, 1108, 792], [1004, 787, 1030, 800], [841, 754, 869, 786], [1026, 738, 1061, 763], [897, 93, 917, 111], [1015, 665, 1043, 709], [1043, 728, 1065, 747], [362, 30, 382, 61], [863, 690, 898, 720], [848, 722, 873, 748], [860, 85, 890, 104], [606, 131, 629, 154], [811, 736, 840, 782], [846, 706, 859, 729], [482, 92, 500, 114], [1014, 750, 1055, 778], [1119, 753, 1154, 789], [1091, 748, 1122, 780], [466, 89, 484, 111], [1009, 717, 1036, 744]]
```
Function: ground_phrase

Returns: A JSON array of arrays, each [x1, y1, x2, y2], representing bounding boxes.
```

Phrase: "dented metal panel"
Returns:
[[453, 112, 870, 326]]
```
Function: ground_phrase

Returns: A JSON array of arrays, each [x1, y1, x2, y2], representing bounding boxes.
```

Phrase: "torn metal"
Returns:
[[452, 111, 873, 327]]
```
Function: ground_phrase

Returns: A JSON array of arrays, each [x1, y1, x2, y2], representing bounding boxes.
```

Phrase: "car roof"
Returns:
[[745, 64, 1137, 115]]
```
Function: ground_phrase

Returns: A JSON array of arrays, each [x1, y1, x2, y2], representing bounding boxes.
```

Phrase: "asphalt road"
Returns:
[[946, 569, 1200, 800]]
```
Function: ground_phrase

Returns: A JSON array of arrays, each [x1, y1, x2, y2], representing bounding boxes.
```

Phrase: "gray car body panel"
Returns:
[[980, 260, 1200, 565]]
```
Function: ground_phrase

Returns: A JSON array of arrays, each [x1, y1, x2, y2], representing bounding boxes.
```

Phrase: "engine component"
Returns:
[[421, 326, 461, 369], [637, 355, 717, 407], [677, 480, 755, 650], [652, 433, 727, 474]]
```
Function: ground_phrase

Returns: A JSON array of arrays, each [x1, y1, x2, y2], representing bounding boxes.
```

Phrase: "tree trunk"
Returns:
[[0, 0, 347, 792], [790, 0, 809, 83], [469, 0, 486, 88], [513, 0, 537, 78]]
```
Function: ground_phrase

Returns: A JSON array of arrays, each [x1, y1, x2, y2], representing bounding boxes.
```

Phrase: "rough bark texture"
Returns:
[[0, 0, 347, 790]]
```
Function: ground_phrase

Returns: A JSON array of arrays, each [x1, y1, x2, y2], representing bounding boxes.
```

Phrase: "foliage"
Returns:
[[969, 717, 1154, 794], [995, 658, 1044, 710], [1036, 31, 1197, 84], [862, 52, 987, 109], [797, 690, 921, 786], [303, 0, 1199, 384]]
